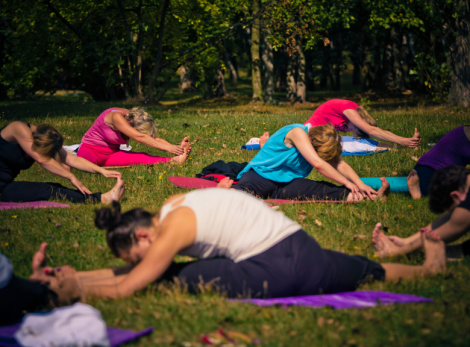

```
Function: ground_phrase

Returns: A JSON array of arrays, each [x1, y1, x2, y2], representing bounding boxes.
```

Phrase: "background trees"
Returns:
[[1, 0, 469, 107]]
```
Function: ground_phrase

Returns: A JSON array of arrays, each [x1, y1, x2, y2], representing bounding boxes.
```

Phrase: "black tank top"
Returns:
[[0, 123, 35, 192]]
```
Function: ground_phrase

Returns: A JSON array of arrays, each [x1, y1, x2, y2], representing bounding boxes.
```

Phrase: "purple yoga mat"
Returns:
[[0, 201, 70, 211], [0, 324, 153, 347], [231, 291, 432, 310]]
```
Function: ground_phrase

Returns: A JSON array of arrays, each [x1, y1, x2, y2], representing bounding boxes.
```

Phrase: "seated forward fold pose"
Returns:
[[259, 99, 421, 150], [219, 123, 389, 201], [0, 122, 124, 203], [407, 126, 470, 199], [373, 166, 470, 259], [30, 189, 445, 301], [77, 107, 190, 167]]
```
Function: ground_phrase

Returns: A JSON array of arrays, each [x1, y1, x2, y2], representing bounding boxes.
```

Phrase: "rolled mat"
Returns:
[[230, 291, 432, 310], [0, 201, 70, 211], [360, 177, 409, 193], [0, 325, 153, 347]]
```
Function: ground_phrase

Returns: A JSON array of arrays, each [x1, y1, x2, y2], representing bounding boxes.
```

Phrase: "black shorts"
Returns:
[[414, 164, 436, 197], [159, 229, 385, 298], [233, 169, 350, 201]]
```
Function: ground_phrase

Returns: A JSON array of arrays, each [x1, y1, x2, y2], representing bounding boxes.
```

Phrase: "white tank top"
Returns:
[[159, 189, 301, 263]]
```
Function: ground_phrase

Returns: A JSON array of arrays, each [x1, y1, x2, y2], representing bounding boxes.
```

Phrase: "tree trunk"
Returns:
[[179, 65, 197, 93], [251, 0, 263, 102], [147, 0, 170, 103], [261, 29, 274, 103], [296, 38, 306, 103], [391, 26, 406, 91], [444, 0, 470, 107], [224, 52, 238, 85], [213, 69, 226, 97], [373, 37, 382, 88], [133, 0, 144, 98], [286, 51, 297, 101], [382, 32, 394, 90]]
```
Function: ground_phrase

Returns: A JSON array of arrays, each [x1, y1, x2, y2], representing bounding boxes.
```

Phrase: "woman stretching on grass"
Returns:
[[407, 126, 470, 199], [77, 107, 190, 167], [259, 99, 421, 150], [30, 189, 446, 300], [219, 124, 389, 202], [0, 121, 124, 203]]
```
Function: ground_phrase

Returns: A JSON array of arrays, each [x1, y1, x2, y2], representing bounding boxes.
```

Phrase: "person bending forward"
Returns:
[[0, 122, 124, 203], [220, 123, 389, 202], [77, 107, 190, 167], [31, 189, 445, 300]]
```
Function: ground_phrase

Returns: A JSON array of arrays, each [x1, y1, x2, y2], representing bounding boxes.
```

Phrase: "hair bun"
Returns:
[[95, 201, 121, 230]]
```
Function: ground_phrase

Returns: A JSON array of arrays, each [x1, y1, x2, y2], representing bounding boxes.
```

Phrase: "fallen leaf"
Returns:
[[314, 219, 322, 226], [351, 235, 366, 240], [297, 209, 307, 223], [317, 317, 325, 327], [392, 171, 398, 175], [240, 128, 246, 132], [324, 210, 334, 215], [222, 144, 227, 148], [411, 156, 419, 161], [203, 124, 210, 127]]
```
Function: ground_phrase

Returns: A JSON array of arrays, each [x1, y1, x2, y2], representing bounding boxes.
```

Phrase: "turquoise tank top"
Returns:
[[237, 124, 313, 183]]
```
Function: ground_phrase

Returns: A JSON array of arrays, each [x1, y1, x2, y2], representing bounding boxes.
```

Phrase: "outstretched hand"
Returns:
[[345, 182, 361, 200], [359, 184, 378, 200], [70, 176, 92, 195], [402, 128, 421, 148]]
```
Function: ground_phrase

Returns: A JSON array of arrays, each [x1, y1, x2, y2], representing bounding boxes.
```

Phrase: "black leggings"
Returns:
[[233, 169, 350, 200], [414, 164, 436, 197], [158, 230, 385, 298], [0, 275, 57, 325], [0, 181, 101, 203]]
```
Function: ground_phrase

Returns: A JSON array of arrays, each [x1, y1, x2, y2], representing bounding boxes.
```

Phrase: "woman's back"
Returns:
[[81, 109, 127, 149], [304, 99, 358, 132], [237, 124, 313, 183], [0, 122, 35, 190], [159, 188, 300, 262]]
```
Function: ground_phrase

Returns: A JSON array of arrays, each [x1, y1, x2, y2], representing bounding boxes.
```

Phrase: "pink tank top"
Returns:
[[304, 99, 358, 132], [81, 108, 128, 149]]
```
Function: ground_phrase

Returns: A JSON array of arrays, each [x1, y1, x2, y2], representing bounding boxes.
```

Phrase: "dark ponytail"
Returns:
[[95, 201, 154, 257]]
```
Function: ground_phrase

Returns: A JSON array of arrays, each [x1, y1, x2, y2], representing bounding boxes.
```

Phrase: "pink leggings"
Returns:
[[77, 143, 172, 167]]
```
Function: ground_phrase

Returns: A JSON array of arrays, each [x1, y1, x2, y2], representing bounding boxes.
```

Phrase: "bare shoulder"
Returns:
[[159, 206, 197, 248], [1, 121, 33, 141]]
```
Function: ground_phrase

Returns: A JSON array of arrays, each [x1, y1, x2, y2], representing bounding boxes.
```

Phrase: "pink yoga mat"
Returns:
[[0, 201, 70, 211], [168, 177, 357, 204]]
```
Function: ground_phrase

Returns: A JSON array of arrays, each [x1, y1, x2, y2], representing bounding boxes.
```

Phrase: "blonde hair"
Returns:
[[308, 124, 342, 163], [32, 124, 64, 161], [126, 107, 158, 138], [355, 107, 377, 138]]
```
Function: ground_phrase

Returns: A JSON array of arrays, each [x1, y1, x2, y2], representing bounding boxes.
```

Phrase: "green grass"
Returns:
[[1, 91, 470, 346]]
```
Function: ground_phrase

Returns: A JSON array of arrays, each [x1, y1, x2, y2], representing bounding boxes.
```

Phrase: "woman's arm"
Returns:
[[333, 159, 377, 199], [110, 112, 184, 155], [286, 128, 361, 197], [343, 109, 420, 148], [12, 124, 92, 195], [80, 209, 196, 299], [59, 148, 121, 179]]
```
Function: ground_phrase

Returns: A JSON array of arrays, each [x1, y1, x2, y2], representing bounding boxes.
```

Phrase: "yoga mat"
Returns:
[[0, 325, 153, 347], [231, 291, 432, 310], [360, 177, 409, 193], [0, 201, 70, 211], [265, 199, 358, 205], [168, 176, 218, 189]]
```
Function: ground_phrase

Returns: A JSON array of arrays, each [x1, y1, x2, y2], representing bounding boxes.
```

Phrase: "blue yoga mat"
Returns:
[[360, 177, 408, 193]]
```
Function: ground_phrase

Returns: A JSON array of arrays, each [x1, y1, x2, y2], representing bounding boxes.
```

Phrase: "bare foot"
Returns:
[[31, 242, 49, 277], [372, 222, 403, 258], [217, 177, 234, 189], [376, 177, 390, 202], [259, 132, 269, 149], [407, 169, 421, 199], [422, 229, 446, 274], [101, 177, 125, 204], [171, 139, 191, 164]]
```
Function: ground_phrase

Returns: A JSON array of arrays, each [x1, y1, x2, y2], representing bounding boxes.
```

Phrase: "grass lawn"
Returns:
[[1, 85, 470, 346]]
